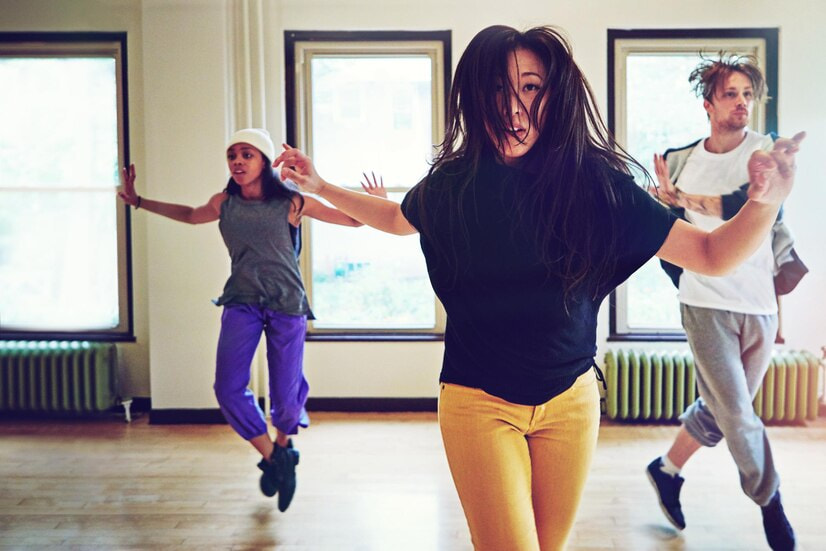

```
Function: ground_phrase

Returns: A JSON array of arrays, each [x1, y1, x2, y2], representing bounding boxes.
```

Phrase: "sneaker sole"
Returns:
[[257, 461, 278, 498], [646, 468, 686, 531], [260, 482, 277, 497]]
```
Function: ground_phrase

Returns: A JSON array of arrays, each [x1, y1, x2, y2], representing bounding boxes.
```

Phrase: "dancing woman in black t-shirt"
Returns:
[[274, 25, 803, 551]]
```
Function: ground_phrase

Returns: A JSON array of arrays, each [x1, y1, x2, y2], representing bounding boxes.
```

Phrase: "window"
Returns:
[[0, 33, 132, 340], [285, 31, 450, 336], [607, 28, 778, 340]]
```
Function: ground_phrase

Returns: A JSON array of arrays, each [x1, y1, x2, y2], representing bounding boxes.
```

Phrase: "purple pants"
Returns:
[[214, 304, 310, 440]]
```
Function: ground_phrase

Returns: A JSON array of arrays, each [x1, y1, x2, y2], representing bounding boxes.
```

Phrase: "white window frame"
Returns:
[[286, 31, 450, 337], [0, 33, 133, 341], [608, 28, 778, 341]]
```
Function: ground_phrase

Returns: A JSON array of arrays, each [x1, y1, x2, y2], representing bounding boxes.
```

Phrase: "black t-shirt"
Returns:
[[401, 155, 677, 405]]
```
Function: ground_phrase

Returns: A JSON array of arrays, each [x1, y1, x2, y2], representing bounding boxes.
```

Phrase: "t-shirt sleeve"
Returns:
[[608, 174, 679, 289], [400, 180, 425, 232]]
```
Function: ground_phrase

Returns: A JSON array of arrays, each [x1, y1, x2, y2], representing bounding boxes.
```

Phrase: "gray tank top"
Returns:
[[215, 193, 312, 317]]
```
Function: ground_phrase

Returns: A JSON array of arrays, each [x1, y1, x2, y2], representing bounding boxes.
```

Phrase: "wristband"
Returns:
[[135, 196, 142, 210]]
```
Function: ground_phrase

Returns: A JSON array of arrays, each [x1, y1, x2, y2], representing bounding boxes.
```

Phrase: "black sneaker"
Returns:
[[272, 439, 300, 512], [257, 457, 280, 498], [762, 491, 796, 551], [646, 457, 686, 530]]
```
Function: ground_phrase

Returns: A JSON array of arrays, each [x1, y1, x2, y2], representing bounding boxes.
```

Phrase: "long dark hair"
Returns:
[[417, 25, 644, 304], [225, 153, 304, 212]]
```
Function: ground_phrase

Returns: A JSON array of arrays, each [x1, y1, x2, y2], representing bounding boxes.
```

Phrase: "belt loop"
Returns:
[[592, 360, 607, 415], [592, 360, 607, 390]]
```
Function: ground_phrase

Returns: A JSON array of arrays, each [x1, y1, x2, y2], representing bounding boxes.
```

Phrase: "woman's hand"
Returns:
[[273, 144, 325, 194], [747, 131, 805, 205], [361, 171, 387, 198], [118, 164, 140, 207]]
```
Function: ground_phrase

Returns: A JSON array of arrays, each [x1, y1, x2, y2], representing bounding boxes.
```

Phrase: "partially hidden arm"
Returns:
[[290, 171, 392, 227], [294, 195, 363, 227], [274, 146, 417, 236], [675, 191, 724, 218], [650, 153, 723, 217], [361, 171, 388, 198], [118, 164, 223, 224], [656, 132, 804, 275]]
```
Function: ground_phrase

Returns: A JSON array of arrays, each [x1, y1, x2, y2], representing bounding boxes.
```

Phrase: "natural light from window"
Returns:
[[307, 54, 435, 329], [0, 57, 120, 331], [623, 54, 712, 331]]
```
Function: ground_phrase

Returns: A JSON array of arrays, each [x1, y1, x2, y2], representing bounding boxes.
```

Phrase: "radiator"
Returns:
[[604, 349, 821, 423], [0, 341, 119, 415]]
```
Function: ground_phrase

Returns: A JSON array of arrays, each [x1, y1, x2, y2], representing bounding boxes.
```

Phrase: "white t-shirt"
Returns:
[[677, 130, 777, 315]]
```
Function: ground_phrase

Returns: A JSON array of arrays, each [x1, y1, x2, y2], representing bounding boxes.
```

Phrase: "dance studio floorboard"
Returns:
[[1, 412, 824, 550]]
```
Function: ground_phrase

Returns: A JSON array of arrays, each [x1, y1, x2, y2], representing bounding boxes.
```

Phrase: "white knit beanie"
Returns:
[[226, 128, 275, 161]]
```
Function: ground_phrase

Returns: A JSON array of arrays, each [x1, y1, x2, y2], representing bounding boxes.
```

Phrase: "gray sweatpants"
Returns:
[[679, 303, 779, 506]]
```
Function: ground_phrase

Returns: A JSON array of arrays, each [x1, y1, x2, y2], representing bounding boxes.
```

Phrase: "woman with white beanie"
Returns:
[[119, 128, 382, 512]]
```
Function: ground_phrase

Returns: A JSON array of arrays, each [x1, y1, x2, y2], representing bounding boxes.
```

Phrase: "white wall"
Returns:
[[3, 0, 824, 408], [0, 0, 151, 397], [140, 0, 235, 407]]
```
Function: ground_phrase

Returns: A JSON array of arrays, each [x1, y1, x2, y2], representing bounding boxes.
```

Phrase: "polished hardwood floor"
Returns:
[[1, 412, 824, 550]]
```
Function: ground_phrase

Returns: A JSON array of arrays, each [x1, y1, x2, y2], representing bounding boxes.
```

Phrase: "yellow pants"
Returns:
[[439, 369, 600, 551]]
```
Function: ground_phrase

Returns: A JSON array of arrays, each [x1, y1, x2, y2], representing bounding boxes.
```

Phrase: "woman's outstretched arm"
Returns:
[[274, 146, 417, 236], [656, 132, 804, 275], [118, 164, 223, 224]]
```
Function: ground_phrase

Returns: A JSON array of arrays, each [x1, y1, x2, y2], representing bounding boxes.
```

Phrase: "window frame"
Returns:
[[0, 32, 134, 342], [284, 30, 450, 340], [607, 28, 779, 342]]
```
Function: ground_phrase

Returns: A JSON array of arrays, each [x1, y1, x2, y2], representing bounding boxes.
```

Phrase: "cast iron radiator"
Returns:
[[603, 349, 821, 423], [0, 341, 119, 415]]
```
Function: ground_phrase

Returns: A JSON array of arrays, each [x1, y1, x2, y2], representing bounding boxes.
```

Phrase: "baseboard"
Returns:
[[149, 397, 266, 425], [128, 397, 152, 412], [149, 397, 437, 424], [306, 397, 437, 412], [150, 408, 229, 425]]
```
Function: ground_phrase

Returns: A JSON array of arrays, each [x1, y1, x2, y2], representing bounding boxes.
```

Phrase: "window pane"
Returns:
[[310, 195, 432, 329], [310, 55, 434, 186], [308, 54, 436, 329], [623, 54, 711, 331], [0, 55, 121, 332], [0, 57, 118, 189], [0, 191, 119, 331]]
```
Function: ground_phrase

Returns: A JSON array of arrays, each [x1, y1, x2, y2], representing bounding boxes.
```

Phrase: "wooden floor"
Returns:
[[1, 413, 824, 550]]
